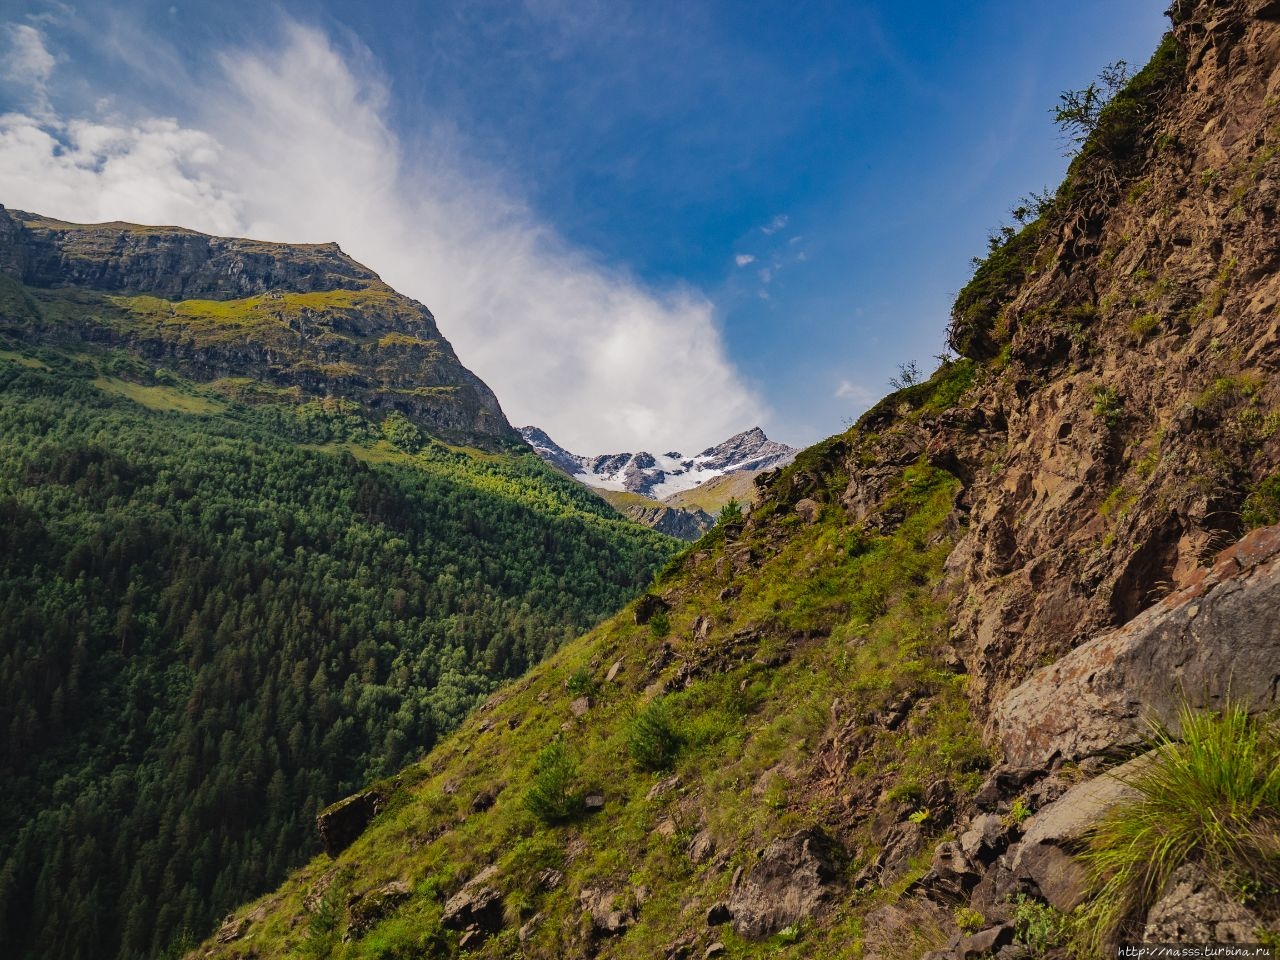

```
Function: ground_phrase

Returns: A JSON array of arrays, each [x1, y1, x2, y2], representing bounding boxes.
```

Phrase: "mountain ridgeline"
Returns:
[[0, 208, 513, 445], [193, 3, 1280, 958], [0, 212, 681, 960]]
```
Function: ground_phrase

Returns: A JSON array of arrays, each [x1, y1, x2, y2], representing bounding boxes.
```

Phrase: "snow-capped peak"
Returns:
[[518, 426, 797, 500]]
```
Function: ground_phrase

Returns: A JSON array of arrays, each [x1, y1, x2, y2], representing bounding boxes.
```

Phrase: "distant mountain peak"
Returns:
[[518, 425, 796, 500]]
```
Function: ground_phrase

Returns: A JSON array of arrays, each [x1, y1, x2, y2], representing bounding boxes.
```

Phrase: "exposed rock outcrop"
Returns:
[[936, 0, 1280, 711], [441, 866, 505, 936], [316, 789, 385, 857], [1142, 864, 1262, 943], [995, 525, 1280, 769], [726, 827, 841, 939]]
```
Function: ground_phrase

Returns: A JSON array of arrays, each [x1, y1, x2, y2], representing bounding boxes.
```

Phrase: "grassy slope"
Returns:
[[197, 373, 990, 959], [662, 470, 764, 512]]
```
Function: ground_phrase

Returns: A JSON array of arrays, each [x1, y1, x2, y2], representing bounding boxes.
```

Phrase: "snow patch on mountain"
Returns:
[[519, 425, 797, 500]]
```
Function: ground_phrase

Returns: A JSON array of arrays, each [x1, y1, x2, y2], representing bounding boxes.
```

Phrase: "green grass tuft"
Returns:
[[1079, 704, 1280, 949], [1243, 473, 1280, 530]]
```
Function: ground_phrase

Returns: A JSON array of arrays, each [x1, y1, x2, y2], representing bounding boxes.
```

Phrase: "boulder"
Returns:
[[794, 498, 821, 523], [1014, 842, 1089, 912], [1008, 752, 1152, 911], [1142, 864, 1261, 943], [1015, 753, 1149, 857], [315, 789, 385, 857], [955, 924, 1014, 959], [688, 829, 716, 864], [213, 916, 249, 944], [579, 887, 634, 937], [517, 912, 542, 942], [634, 593, 670, 625], [537, 867, 563, 891], [346, 880, 411, 939], [441, 866, 504, 933], [873, 820, 926, 886], [995, 526, 1280, 769], [727, 827, 841, 939], [958, 813, 1008, 866]]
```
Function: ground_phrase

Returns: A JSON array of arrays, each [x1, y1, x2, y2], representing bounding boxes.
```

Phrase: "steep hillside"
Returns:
[[193, 4, 1280, 958], [0, 207, 513, 446], [0, 227, 680, 960]]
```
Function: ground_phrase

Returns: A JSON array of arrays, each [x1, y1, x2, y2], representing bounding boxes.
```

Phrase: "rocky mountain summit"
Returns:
[[193, 2, 1280, 957], [0, 206, 515, 445], [520, 425, 796, 499], [520, 425, 795, 540]]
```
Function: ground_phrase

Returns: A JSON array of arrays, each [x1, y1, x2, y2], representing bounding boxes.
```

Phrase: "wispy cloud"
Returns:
[[834, 379, 875, 406], [761, 213, 788, 235], [0, 21, 764, 452], [734, 253, 755, 266]]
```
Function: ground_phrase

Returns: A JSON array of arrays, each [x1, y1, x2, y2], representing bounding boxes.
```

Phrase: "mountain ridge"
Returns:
[[0, 205, 516, 447]]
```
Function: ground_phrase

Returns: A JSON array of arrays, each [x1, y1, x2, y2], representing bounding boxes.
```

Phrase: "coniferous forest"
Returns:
[[0, 347, 678, 960]]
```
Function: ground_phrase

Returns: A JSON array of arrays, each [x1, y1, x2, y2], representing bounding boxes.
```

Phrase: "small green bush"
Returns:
[[523, 740, 585, 825], [627, 697, 684, 772], [649, 609, 670, 639], [566, 666, 597, 697], [953, 906, 986, 933], [1129, 312, 1159, 338], [718, 498, 744, 525], [1092, 385, 1124, 429], [1010, 895, 1071, 953], [1079, 704, 1280, 949], [1242, 473, 1280, 529]]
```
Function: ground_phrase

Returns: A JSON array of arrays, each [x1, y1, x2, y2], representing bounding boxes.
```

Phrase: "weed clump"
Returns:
[[1243, 473, 1280, 529], [1092, 385, 1124, 429]]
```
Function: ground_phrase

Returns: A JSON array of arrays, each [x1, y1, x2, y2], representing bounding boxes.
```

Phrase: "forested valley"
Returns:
[[0, 343, 678, 960]]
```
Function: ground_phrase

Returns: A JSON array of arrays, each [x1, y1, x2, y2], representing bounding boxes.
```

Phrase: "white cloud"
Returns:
[[734, 253, 755, 266], [834, 379, 875, 406], [3, 24, 56, 114], [761, 213, 788, 235], [0, 22, 764, 453]]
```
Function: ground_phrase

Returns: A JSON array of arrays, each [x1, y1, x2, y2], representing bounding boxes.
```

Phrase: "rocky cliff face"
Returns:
[[0, 210, 378, 299], [600, 496, 714, 541], [869, 0, 1280, 713], [0, 207, 516, 446]]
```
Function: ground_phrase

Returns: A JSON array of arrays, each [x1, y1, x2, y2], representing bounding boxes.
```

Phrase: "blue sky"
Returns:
[[0, 1, 1168, 452]]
